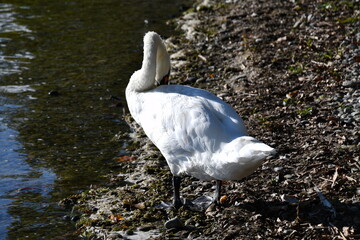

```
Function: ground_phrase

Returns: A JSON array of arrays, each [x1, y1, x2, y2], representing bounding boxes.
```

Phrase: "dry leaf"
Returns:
[[109, 214, 125, 222], [116, 156, 137, 162], [286, 90, 299, 99], [355, 55, 360, 63]]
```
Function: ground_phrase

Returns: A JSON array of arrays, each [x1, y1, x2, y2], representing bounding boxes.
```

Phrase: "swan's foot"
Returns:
[[188, 195, 213, 211], [166, 177, 223, 210]]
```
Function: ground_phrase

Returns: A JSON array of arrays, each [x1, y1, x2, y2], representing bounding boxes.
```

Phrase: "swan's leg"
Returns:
[[214, 180, 222, 204], [172, 176, 182, 209]]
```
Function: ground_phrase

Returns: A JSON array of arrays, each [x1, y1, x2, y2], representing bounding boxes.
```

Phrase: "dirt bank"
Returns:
[[61, 0, 360, 239]]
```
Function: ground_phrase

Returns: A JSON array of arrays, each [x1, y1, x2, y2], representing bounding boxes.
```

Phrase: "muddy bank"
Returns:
[[61, 0, 360, 239]]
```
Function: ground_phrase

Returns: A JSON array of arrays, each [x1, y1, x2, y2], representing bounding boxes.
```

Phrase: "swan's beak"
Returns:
[[160, 74, 169, 85]]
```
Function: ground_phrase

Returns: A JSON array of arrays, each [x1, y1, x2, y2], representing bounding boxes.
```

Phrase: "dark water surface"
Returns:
[[0, 1, 191, 239]]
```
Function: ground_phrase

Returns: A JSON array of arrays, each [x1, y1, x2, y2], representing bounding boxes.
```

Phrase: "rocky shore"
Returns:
[[61, 0, 360, 239]]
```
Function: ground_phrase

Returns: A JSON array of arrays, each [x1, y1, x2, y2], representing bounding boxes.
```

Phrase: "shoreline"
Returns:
[[62, 0, 360, 239]]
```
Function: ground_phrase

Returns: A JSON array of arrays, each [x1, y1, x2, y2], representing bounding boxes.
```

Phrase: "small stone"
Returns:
[[138, 225, 155, 231], [196, 78, 205, 83], [342, 80, 356, 87], [273, 167, 283, 172], [284, 174, 294, 179], [164, 217, 184, 230], [187, 76, 197, 83], [205, 204, 217, 217], [126, 230, 134, 235], [71, 215, 80, 222], [48, 90, 60, 96], [108, 233, 122, 239], [184, 218, 194, 226], [219, 195, 228, 204]]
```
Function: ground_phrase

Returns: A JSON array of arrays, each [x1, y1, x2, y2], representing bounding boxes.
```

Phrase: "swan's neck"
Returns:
[[128, 32, 170, 92]]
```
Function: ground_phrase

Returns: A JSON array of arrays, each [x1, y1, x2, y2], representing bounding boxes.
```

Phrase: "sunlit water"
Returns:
[[0, 1, 191, 239]]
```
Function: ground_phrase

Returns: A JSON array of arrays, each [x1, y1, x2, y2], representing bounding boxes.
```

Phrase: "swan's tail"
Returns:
[[215, 136, 276, 180], [237, 136, 276, 161]]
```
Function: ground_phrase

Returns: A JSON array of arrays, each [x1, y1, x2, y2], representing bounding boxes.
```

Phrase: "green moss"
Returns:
[[321, 51, 334, 60], [305, 38, 313, 48], [288, 63, 303, 75], [320, 1, 338, 11], [76, 217, 98, 227], [283, 98, 301, 106], [338, 16, 358, 24], [297, 106, 313, 116]]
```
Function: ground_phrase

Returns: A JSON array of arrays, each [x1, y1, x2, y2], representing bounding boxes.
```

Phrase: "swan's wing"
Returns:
[[137, 85, 247, 157]]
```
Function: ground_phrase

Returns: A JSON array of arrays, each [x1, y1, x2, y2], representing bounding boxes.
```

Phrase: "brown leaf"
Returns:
[[286, 90, 299, 98], [116, 156, 137, 162], [109, 214, 125, 222], [355, 55, 360, 63]]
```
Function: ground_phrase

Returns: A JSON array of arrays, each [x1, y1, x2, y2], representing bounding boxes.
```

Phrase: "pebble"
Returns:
[[108, 233, 123, 239], [125, 230, 134, 235], [273, 166, 283, 172], [284, 174, 294, 180], [48, 90, 60, 96], [187, 76, 197, 83], [71, 215, 80, 222], [342, 80, 359, 87], [196, 77, 205, 83], [138, 225, 155, 231], [164, 217, 184, 230]]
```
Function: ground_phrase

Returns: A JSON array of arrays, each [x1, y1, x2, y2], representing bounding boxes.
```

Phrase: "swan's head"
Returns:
[[127, 32, 171, 92], [154, 35, 170, 85]]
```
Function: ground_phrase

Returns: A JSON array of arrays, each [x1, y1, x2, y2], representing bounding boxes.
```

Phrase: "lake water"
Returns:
[[0, 1, 191, 239]]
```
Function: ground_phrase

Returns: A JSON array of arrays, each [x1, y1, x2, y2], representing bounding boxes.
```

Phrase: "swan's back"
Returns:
[[131, 84, 247, 148]]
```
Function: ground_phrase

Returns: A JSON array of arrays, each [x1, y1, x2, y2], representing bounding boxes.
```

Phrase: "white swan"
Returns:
[[126, 31, 276, 208]]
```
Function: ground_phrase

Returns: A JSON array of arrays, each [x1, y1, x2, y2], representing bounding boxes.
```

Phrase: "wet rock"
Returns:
[[273, 166, 283, 172], [71, 215, 80, 222], [187, 76, 197, 83], [138, 225, 155, 231], [342, 80, 359, 87], [125, 230, 134, 236], [48, 90, 59, 96], [205, 203, 217, 217], [164, 217, 184, 230], [108, 233, 122, 239], [196, 77, 205, 83]]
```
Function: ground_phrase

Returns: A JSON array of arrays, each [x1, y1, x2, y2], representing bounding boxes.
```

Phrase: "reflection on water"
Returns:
[[0, 3, 33, 76], [0, 0, 191, 239], [0, 3, 53, 239]]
